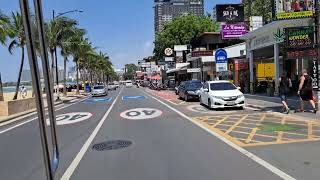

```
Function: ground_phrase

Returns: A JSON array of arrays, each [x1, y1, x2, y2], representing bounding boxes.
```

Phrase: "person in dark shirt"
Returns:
[[296, 69, 317, 113], [279, 72, 292, 114]]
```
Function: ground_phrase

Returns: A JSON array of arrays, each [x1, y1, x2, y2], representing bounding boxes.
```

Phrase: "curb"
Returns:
[[0, 96, 84, 124]]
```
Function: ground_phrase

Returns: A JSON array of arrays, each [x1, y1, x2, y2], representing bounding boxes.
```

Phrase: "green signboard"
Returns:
[[285, 26, 314, 48]]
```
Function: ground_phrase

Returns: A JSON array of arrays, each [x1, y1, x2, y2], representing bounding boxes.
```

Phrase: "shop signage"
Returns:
[[187, 68, 201, 73], [246, 18, 313, 51], [216, 4, 244, 22], [165, 57, 174, 62], [274, 0, 314, 20], [312, 58, 319, 90], [285, 26, 314, 48], [174, 45, 188, 51], [191, 51, 213, 57], [215, 49, 228, 72], [234, 59, 248, 71], [221, 23, 247, 39], [286, 48, 317, 59], [250, 16, 263, 31]]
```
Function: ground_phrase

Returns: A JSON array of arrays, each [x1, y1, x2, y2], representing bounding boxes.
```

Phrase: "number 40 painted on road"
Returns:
[[120, 108, 162, 120]]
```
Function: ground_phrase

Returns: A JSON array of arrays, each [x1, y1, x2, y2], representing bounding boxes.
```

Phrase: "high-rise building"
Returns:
[[154, 0, 204, 34], [21, 70, 32, 82]]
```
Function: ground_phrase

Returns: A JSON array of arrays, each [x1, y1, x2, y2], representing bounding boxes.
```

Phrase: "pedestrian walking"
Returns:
[[296, 69, 317, 113], [213, 75, 219, 81], [20, 86, 27, 98], [279, 72, 292, 114]]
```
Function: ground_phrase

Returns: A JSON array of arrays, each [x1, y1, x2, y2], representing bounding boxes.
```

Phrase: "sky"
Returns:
[[0, 0, 236, 82]]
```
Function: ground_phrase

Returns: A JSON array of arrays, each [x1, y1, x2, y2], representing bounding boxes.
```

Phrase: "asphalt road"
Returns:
[[0, 86, 295, 180]]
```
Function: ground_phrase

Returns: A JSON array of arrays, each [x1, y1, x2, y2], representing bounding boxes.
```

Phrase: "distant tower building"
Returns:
[[154, 0, 204, 35], [21, 70, 32, 82]]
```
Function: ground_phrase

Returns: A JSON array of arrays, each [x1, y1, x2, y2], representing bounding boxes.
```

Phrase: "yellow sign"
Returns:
[[277, 11, 313, 20]]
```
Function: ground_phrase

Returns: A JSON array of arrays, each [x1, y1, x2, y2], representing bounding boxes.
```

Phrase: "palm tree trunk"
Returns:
[[0, 73, 4, 101], [54, 48, 60, 100], [63, 56, 67, 96], [13, 46, 25, 100], [76, 60, 79, 95], [50, 50, 55, 87], [90, 71, 93, 86]]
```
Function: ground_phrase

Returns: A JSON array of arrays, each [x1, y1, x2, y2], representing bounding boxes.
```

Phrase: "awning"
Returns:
[[166, 62, 190, 74], [150, 75, 161, 80]]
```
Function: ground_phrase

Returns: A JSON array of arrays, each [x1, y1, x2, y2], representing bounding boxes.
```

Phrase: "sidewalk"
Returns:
[[245, 94, 320, 120], [0, 93, 88, 123]]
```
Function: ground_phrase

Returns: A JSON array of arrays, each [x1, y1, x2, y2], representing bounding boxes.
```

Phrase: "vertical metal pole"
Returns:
[[249, 50, 254, 93], [19, 0, 53, 179], [34, 0, 60, 173]]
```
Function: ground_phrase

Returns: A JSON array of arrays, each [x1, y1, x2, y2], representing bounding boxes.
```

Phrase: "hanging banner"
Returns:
[[221, 23, 247, 39], [215, 49, 228, 72], [285, 26, 314, 48], [216, 4, 244, 22], [274, 0, 314, 20]]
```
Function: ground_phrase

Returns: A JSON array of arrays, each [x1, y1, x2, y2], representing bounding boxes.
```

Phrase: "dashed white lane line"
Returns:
[[144, 91, 296, 180], [0, 97, 89, 134], [61, 87, 123, 180]]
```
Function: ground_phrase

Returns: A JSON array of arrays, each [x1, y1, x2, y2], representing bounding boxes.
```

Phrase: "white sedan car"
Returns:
[[199, 81, 245, 109], [125, 81, 133, 88]]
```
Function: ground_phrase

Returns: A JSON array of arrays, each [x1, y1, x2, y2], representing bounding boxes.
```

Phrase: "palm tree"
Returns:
[[46, 17, 77, 99], [0, 11, 11, 101], [60, 28, 87, 94], [7, 12, 26, 100]]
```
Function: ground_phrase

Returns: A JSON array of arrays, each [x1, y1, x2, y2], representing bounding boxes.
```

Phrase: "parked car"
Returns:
[[199, 81, 245, 110], [91, 85, 108, 97], [125, 81, 133, 88], [114, 81, 120, 88], [178, 80, 202, 101], [108, 82, 117, 90]]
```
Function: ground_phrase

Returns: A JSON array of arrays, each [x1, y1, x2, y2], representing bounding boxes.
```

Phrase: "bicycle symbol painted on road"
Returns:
[[120, 108, 162, 120]]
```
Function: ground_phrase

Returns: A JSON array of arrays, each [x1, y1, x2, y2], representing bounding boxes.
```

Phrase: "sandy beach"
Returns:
[[2, 91, 34, 101]]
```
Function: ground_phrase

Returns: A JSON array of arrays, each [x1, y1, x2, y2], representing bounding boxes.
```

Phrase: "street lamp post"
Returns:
[[51, 9, 83, 101]]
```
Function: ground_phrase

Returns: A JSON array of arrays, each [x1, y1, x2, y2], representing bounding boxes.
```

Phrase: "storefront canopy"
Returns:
[[166, 63, 189, 74]]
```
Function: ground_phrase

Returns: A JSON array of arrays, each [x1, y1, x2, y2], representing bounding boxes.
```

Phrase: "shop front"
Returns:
[[242, 18, 314, 94]]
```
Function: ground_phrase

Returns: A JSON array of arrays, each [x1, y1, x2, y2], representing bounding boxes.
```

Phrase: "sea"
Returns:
[[3, 86, 33, 93]]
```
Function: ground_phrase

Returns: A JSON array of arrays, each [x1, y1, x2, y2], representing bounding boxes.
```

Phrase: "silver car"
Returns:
[[91, 85, 108, 97]]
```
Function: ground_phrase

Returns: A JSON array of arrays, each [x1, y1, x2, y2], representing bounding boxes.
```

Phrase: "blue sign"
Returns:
[[215, 49, 228, 72], [84, 98, 112, 103], [122, 96, 145, 101]]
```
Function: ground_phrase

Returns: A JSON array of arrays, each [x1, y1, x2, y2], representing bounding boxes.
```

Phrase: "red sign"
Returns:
[[235, 59, 248, 71], [191, 51, 213, 57], [287, 49, 317, 59]]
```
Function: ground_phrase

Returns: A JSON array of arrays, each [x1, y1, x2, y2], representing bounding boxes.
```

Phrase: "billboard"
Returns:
[[285, 26, 314, 48], [275, 0, 314, 20], [221, 23, 247, 39], [216, 4, 244, 22]]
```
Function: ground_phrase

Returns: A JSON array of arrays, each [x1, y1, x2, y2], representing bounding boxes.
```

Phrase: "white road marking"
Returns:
[[144, 92, 296, 180], [0, 97, 89, 134], [61, 87, 123, 180]]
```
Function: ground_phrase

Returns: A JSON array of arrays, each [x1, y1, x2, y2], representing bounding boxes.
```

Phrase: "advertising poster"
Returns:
[[221, 23, 247, 39], [216, 4, 244, 22], [285, 26, 314, 48], [275, 0, 314, 20]]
